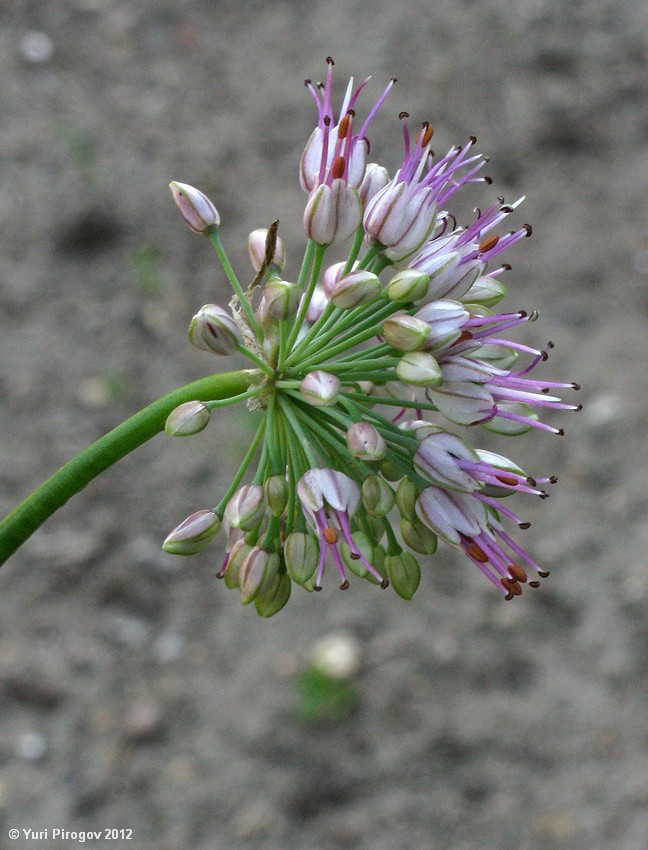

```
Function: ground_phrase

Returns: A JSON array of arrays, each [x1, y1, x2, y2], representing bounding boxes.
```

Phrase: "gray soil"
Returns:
[[1, 1, 647, 848]]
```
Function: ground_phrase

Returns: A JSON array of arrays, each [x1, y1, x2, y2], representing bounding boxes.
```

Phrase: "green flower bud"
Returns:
[[362, 476, 395, 516], [395, 477, 419, 521], [284, 532, 319, 586], [239, 547, 279, 605], [330, 270, 381, 309], [264, 474, 288, 517], [460, 275, 507, 308], [385, 551, 421, 600], [346, 422, 387, 461], [162, 510, 221, 555], [400, 518, 438, 555], [164, 401, 210, 437], [386, 268, 430, 303], [396, 351, 442, 387], [264, 278, 302, 320], [380, 459, 404, 482], [223, 538, 252, 590], [340, 531, 375, 580], [382, 313, 430, 352], [225, 484, 265, 531], [254, 571, 292, 617]]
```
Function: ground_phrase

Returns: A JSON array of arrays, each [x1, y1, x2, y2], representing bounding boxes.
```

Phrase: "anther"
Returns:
[[331, 156, 346, 180], [479, 235, 499, 253], [500, 204, 513, 213], [326, 56, 335, 66], [575, 404, 583, 412], [350, 551, 361, 560], [323, 115, 331, 126], [380, 578, 389, 589], [547, 340, 554, 349], [323, 527, 338, 544], [483, 176, 493, 184], [541, 351, 549, 361], [557, 428, 565, 437], [420, 122, 434, 146], [340, 580, 350, 590], [549, 476, 558, 484], [539, 491, 549, 499], [497, 195, 505, 204], [501, 263, 512, 271], [519, 522, 531, 530], [338, 114, 351, 138], [504, 591, 514, 601], [314, 585, 323, 591], [496, 473, 519, 486], [466, 541, 489, 562], [399, 111, 409, 120], [537, 570, 550, 578], [523, 223, 533, 236], [528, 580, 540, 588], [469, 135, 477, 145], [508, 564, 528, 584], [304, 79, 312, 87], [528, 309, 539, 321]]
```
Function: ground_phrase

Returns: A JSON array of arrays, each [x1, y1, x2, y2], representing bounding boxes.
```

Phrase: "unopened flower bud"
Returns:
[[225, 484, 265, 531], [162, 509, 221, 555], [164, 401, 210, 437], [396, 477, 419, 521], [461, 275, 507, 308], [223, 537, 253, 589], [384, 551, 421, 600], [396, 351, 442, 387], [264, 474, 288, 516], [382, 313, 430, 352], [386, 269, 430, 303], [323, 261, 355, 297], [264, 278, 302, 319], [189, 304, 242, 355], [169, 181, 220, 233], [300, 370, 340, 407], [340, 531, 376, 580], [415, 300, 468, 350], [362, 476, 395, 516], [400, 518, 438, 555], [359, 163, 390, 207], [346, 422, 387, 461], [284, 532, 319, 586], [247, 227, 286, 272], [303, 180, 362, 246], [239, 547, 279, 605], [254, 571, 291, 617], [380, 459, 404, 482], [330, 270, 381, 309]]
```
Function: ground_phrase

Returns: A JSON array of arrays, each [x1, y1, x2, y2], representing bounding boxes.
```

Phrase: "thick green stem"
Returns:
[[0, 369, 260, 568]]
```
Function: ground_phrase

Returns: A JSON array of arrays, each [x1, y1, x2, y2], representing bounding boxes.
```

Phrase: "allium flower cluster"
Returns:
[[164, 59, 579, 617]]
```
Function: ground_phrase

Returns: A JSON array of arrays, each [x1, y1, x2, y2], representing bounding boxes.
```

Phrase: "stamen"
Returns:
[[479, 235, 499, 253], [331, 156, 346, 180], [508, 564, 528, 583], [323, 527, 338, 544]]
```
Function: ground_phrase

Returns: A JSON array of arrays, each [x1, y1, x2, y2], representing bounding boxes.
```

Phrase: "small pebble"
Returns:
[[20, 32, 54, 64]]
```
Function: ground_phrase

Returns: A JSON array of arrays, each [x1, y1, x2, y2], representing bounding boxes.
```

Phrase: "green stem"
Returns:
[[0, 368, 260, 568], [208, 230, 264, 342]]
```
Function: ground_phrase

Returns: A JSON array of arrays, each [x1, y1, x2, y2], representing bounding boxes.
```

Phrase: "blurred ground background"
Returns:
[[1, 1, 647, 848]]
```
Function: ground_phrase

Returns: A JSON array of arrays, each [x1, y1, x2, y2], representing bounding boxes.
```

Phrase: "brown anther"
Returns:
[[304, 79, 312, 87], [523, 223, 533, 236], [519, 522, 531, 530], [340, 580, 350, 590], [528, 580, 540, 588], [497, 195, 505, 204], [469, 135, 477, 145], [323, 115, 331, 127], [541, 350, 549, 361], [504, 591, 514, 601], [500, 205, 513, 213], [547, 340, 554, 349], [314, 585, 323, 592], [326, 56, 335, 66], [537, 570, 550, 578], [380, 578, 389, 589], [501, 263, 512, 271], [572, 382, 581, 391], [483, 175, 493, 184], [508, 564, 528, 584], [511, 582, 522, 596], [338, 114, 351, 139], [331, 156, 346, 180], [399, 111, 410, 120], [575, 404, 583, 412], [323, 527, 338, 544], [466, 541, 488, 563], [549, 476, 558, 484], [557, 428, 565, 437], [349, 551, 361, 560], [420, 122, 434, 146], [479, 235, 499, 254], [496, 473, 519, 486]]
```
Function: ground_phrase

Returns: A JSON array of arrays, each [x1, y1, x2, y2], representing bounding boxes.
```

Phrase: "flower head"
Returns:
[[162, 60, 579, 616]]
